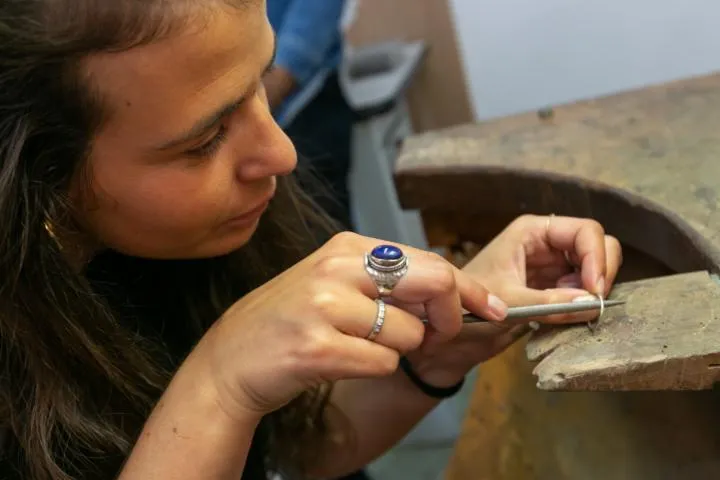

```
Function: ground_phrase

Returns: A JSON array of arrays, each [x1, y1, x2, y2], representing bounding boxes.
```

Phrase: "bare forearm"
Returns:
[[310, 369, 445, 477], [119, 357, 260, 479]]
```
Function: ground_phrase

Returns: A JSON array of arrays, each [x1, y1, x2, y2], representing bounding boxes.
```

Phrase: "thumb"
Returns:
[[502, 286, 600, 325]]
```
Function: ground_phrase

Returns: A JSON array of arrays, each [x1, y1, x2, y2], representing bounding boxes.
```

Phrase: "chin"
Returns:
[[105, 219, 262, 261], [193, 220, 260, 258]]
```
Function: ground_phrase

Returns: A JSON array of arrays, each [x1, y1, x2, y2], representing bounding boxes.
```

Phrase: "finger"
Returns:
[[527, 264, 576, 289], [603, 235, 623, 296], [411, 256, 464, 347], [329, 294, 426, 354], [312, 253, 498, 346], [499, 285, 601, 325], [544, 216, 607, 295], [452, 267, 508, 321], [525, 245, 574, 268], [564, 250, 581, 268], [555, 271, 582, 289], [316, 332, 402, 380], [555, 237, 622, 293], [418, 261, 511, 350], [383, 299, 427, 318], [321, 234, 506, 321]]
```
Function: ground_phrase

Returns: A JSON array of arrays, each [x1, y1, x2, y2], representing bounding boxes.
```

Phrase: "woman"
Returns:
[[0, 1, 622, 479]]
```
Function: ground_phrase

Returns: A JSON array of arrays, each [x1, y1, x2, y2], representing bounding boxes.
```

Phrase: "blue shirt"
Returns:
[[267, 0, 346, 126]]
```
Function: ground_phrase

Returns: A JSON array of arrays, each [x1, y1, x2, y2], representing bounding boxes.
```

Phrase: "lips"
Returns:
[[230, 201, 268, 222], [223, 193, 274, 227]]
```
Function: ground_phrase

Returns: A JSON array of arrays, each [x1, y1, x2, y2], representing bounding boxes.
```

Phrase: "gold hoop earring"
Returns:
[[44, 220, 64, 251]]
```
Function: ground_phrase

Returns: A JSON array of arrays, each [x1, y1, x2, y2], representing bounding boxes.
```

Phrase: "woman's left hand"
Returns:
[[405, 214, 623, 387]]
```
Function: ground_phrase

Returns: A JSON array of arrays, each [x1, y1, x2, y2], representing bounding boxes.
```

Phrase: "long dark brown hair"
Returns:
[[0, 1, 339, 478]]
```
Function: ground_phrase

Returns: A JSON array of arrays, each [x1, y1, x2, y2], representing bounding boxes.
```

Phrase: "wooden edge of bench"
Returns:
[[526, 271, 720, 391]]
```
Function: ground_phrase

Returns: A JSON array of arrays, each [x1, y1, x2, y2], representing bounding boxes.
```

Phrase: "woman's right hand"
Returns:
[[190, 232, 507, 420]]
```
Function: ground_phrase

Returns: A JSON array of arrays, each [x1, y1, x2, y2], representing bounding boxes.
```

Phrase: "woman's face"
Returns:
[[77, 2, 296, 259]]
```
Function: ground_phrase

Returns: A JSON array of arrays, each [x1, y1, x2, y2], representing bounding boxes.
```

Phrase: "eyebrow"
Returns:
[[155, 34, 277, 151]]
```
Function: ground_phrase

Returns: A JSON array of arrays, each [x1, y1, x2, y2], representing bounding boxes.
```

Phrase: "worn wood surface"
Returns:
[[443, 337, 720, 480], [439, 248, 720, 480], [527, 271, 720, 391], [394, 72, 720, 388], [391, 73, 720, 479], [395, 72, 720, 274]]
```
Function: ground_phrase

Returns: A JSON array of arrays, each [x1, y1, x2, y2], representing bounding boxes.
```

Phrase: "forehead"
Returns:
[[85, 4, 270, 145]]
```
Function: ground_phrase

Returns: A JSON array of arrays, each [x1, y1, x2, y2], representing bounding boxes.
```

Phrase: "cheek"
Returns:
[[84, 159, 235, 245], [108, 170, 226, 221]]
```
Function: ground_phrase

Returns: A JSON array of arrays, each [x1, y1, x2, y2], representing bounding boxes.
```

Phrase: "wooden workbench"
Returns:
[[394, 73, 720, 479]]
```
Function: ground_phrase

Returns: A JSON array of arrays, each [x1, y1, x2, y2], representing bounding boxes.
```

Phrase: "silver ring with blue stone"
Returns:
[[364, 244, 409, 297]]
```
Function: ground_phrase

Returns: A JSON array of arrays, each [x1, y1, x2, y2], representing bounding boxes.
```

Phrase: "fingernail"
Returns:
[[572, 294, 597, 303], [488, 294, 508, 320], [596, 276, 606, 298], [557, 278, 582, 288]]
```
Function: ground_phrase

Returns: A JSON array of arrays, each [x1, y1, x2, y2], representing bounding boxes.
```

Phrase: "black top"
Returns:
[[0, 251, 270, 479]]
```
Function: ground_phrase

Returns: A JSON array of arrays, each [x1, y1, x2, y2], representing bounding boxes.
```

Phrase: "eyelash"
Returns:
[[183, 80, 264, 160], [186, 124, 229, 159]]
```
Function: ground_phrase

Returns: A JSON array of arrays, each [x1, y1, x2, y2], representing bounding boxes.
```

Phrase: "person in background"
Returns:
[[264, 0, 356, 231]]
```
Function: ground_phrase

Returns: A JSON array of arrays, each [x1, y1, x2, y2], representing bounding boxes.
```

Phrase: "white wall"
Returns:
[[449, 0, 720, 120]]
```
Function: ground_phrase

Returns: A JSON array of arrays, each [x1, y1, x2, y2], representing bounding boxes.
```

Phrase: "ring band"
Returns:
[[545, 213, 555, 238], [367, 298, 386, 341], [587, 294, 605, 332]]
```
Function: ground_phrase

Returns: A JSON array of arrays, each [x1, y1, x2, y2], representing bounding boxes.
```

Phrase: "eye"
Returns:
[[186, 124, 229, 159]]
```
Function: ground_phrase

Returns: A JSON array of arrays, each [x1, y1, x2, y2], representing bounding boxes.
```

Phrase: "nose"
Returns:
[[231, 93, 298, 182]]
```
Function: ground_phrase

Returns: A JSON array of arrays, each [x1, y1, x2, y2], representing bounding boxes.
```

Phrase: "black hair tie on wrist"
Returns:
[[399, 357, 465, 399]]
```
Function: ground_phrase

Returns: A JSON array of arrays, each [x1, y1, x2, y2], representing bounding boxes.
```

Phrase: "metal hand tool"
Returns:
[[461, 298, 625, 324]]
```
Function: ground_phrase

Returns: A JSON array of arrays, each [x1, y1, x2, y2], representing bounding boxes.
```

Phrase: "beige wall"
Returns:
[[346, 0, 474, 132]]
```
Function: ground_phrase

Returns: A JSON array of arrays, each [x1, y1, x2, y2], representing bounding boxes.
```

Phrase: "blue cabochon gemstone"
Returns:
[[371, 245, 403, 261]]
